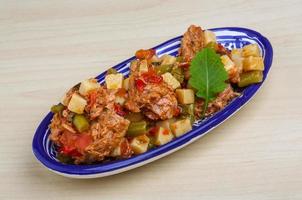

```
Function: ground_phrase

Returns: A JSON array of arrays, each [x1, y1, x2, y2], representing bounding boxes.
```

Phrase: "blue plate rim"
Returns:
[[32, 27, 273, 176]]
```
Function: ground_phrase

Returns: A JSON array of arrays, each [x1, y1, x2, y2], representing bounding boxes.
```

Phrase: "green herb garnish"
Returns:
[[189, 48, 228, 118]]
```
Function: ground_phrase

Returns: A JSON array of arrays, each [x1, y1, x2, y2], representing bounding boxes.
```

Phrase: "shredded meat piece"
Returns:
[[49, 113, 93, 163], [83, 110, 130, 163], [125, 60, 178, 120], [194, 85, 239, 118], [140, 84, 178, 120], [49, 84, 130, 164], [49, 114, 63, 143], [179, 25, 205, 62], [50, 110, 130, 164], [86, 86, 116, 120], [217, 43, 231, 57]]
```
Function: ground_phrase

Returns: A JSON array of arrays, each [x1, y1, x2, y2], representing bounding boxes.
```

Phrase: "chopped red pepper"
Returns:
[[135, 49, 156, 60], [163, 129, 170, 135], [135, 79, 146, 92], [174, 106, 181, 117], [114, 103, 127, 116], [141, 69, 163, 84], [59, 146, 82, 157], [148, 126, 159, 136], [143, 74, 163, 84]]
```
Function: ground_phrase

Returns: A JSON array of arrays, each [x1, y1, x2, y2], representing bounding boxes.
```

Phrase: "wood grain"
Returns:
[[0, 0, 301, 199]]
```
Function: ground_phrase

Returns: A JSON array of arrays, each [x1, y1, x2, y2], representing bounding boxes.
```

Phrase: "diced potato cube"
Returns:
[[105, 73, 123, 90], [171, 119, 192, 137], [79, 79, 100, 96], [156, 118, 175, 130], [123, 77, 130, 90], [111, 143, 122, 157], [238, 71, 263, 87], [151, 55, 161, 63], [171, 118, 192, 137], [115, 96, 126, 105], [243, 56, 264, 72], [231, 49, 243, 73], [139, 60, 149, 74], [130, 60, 138, 69], [67, 93, 87, 114], [231, 48, 242, 56], [176, 89, 195, 104], [162, 72, 180, 90], [242, 44, 261, 57], [154, 127, 174, 146], [161, 55, 176, 65], [204, 30, 217, 45], [220, 55, 235, 72], [61, 93, 69, 106], [130, 135, 150, 154]]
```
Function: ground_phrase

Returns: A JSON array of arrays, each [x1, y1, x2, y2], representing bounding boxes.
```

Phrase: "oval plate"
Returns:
[[32, 27, 273, 178]]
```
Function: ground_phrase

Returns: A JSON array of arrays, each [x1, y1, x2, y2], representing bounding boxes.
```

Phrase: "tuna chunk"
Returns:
[[80, 110, 130, 163], [125, 60, 178, 120], [194, 85, 239, 118], [179, 25, 205, 62]]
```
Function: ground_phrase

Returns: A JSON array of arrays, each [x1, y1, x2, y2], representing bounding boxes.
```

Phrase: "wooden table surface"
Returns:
[[1, 0, 301, 199]]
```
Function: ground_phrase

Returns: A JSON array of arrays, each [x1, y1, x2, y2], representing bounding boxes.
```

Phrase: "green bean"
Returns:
[[155, 64, 173, 74], [51, 103, 65, 113], [57, 153, 74, 164], [238, 71, 263, 87], [176, 56, 183, 62], [148, 137, 156, 150], [180, 104, 195, 124], [181, 104, 194, 115], [126, 121, 147, 137], [106, 68, 118, 75], [73, 114, 90, 132], [171, 67, 184, 83], [125, 112, 144, 122]]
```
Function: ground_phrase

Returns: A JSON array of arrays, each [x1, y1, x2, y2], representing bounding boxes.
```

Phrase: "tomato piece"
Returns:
[[75, 134, 92, 152], [59, 131, 92, 158], [135, 79, 146, 92], [59, 131, 78, 149], [135, 49, 156, 60], [59, 146, 82, 157]]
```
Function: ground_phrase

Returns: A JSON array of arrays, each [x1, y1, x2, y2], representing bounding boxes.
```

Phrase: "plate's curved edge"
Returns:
[[32, 27, 273, 178]]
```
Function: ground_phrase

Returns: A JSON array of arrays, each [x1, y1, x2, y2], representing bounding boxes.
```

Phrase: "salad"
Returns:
[[49, 25, 264, 164]]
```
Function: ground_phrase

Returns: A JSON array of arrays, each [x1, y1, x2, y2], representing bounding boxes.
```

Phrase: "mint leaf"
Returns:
[[189, 48, 228, 117]]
